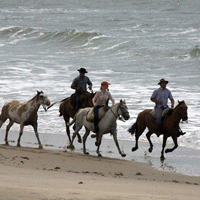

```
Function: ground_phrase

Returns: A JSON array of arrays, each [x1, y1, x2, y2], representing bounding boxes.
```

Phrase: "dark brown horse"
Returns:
[[128, 101, 188, 160], [59, 92, 95, 149]]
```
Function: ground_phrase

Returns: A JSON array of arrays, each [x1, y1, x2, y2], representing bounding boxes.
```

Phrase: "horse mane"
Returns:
[[175, 101, 184, 108], [29, 91, 44, 102], [164, 101, 185, 117]]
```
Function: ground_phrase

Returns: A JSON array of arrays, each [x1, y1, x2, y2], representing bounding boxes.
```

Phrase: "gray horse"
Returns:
[[67, 100, 130, 157]]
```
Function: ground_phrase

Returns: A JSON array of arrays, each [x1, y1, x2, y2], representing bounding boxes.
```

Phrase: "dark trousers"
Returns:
[[94, 105, 103, 133], [75, 90, 84, 110], [155, 105, 168, 124]]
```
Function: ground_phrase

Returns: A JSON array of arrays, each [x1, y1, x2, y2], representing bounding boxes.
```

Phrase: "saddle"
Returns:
[[150, 107, 172, 119], [69, 92, 85, 109], [86, 107, 108, 122]]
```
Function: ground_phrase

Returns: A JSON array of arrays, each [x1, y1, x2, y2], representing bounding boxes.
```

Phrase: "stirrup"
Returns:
[[91, 134, 96, 138]]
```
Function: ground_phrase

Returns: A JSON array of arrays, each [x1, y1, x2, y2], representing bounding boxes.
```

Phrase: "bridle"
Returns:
[[107, 103, 128, 122]]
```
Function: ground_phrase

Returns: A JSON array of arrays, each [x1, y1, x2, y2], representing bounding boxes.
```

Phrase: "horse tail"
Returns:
[[59, 101, 64, 117], [128, 122, 137, 136], [59, 108, 63, 117]]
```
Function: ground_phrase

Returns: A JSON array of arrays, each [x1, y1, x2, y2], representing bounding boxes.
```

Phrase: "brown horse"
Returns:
[[0, 91, 50, 148], [128, 101, 188, 160], [59, 92, 95, 149]]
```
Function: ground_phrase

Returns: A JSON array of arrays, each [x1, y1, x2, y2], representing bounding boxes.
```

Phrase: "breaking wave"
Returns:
[[0, 26, 105, 46], [189, 45, 200, 58]]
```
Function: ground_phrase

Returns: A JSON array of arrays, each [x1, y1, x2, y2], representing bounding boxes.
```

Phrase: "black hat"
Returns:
[[158, 78, 169, 85], [78, 68, 88, 73]]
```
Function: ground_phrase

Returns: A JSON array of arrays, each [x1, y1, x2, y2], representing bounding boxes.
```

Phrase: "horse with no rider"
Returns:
[[0, 91, 50, 148]]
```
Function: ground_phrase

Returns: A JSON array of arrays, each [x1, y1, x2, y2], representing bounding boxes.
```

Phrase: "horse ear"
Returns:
[[120, 99, 122, 103], [36, 90, 43, 96], [178, 100, 180, 104]]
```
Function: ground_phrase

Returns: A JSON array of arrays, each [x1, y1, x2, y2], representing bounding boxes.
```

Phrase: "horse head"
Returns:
[[36, 91, 51, 110], [177, 100, 188, 121], [118, 99, 130, 120]]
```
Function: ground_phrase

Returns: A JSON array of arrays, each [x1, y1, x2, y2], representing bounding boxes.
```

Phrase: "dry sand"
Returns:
[[0, 145, 199, 200]]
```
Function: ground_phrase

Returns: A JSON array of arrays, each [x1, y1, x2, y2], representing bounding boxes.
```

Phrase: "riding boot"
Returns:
[[177, 128, 186, 137], [93, 107, 99, 133], [94, 117, 99, 133]]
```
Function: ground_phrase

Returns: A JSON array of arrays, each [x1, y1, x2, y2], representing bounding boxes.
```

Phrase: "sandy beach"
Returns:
[[0, 144, 199, 200]]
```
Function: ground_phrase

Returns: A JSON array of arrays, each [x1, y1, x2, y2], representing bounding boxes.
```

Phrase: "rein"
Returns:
[[47, 91, 94, 111], [107, 104, 126, 122], [46, 97, 69, 110]]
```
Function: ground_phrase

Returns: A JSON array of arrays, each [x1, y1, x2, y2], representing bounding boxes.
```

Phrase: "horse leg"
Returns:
[[0, 106, 9, 128], [17, 124, 24, 147], [146, 131, 153, 153], [96, 134, 103, 157], [4, 120, 14, 145], [32, 123, 43, 149], [73, 124, 82, 143], [160, 134, 168, 161], [165, 135, 178, 154], [112, 130, 126, 157], [82, 128, 90, 155], [0, 117, 7, 128], [70, 125, 83, 150], [132, 126, 145, 152], [64, 115, 73, 149]]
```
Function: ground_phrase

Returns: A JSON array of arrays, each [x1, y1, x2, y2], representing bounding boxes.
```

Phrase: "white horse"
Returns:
[[67, 100, 130, 157], [0, 91, 50, 148]]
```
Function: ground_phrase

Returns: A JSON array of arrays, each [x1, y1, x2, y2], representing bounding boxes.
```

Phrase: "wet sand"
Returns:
[[0, 145, 200, 200], [0, 129, 200, 199]]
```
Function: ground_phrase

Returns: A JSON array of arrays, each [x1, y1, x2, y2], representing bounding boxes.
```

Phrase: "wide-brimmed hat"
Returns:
[[78, 68, 88, 73], [158, 78, 169, 85], [101, 81, 110, 86]]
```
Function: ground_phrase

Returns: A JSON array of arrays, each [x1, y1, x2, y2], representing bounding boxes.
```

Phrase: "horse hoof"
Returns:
[[148, 148, 153, 153], [67, 145, 75, 150], [165, 149, 170, 153], [78, 138, 82, 143], [121, 153, 126, 157], [132, 147, 137, 152], [91, 134, 96, 138], [39, 146, 43, 149], [98, 154, 102, 157], [160, 156, 165, 162], [84, 152, 89, 155]]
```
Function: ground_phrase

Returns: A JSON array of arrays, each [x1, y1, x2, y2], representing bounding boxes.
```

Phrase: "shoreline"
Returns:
[[0, 145, 200, 200], [1, 144, 200, 184], [1, 129, 200, 177]]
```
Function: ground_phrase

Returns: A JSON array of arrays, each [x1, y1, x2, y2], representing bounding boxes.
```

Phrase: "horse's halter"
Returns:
[[180, 106, 188, 121], [118, 103, 130, 121], [109, 102, 129, 122], [39, 94, 50, 112]]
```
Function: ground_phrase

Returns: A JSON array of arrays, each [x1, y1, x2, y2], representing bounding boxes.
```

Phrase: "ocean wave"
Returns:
[[0, 26, 104, 46], [189, 45, 200, 58]]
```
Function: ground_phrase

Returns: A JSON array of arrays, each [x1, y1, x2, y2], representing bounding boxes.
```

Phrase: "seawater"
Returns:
[[0, 1, 200, 155]]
